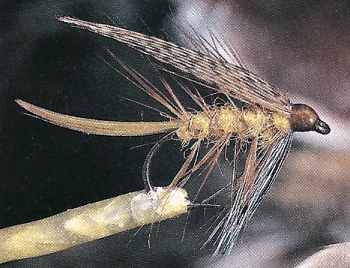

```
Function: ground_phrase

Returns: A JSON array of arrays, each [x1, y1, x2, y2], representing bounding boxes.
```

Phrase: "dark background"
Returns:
[[1, 0, 350, 267]]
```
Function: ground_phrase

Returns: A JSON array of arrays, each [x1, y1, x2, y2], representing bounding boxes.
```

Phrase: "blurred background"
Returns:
[[1, 0, 350, 267]]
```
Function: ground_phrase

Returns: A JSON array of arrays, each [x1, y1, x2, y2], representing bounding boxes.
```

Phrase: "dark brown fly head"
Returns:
[[291, 104, 330, 134]]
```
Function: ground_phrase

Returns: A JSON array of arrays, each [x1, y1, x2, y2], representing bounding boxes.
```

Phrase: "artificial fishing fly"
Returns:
[[16, 16, 330, 256]]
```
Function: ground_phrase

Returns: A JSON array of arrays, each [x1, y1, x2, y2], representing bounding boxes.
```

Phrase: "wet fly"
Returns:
[[16, 16, 330, 256]]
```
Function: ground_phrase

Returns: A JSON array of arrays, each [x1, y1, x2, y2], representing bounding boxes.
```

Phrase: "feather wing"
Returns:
[[58, 17, 292, 113]]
